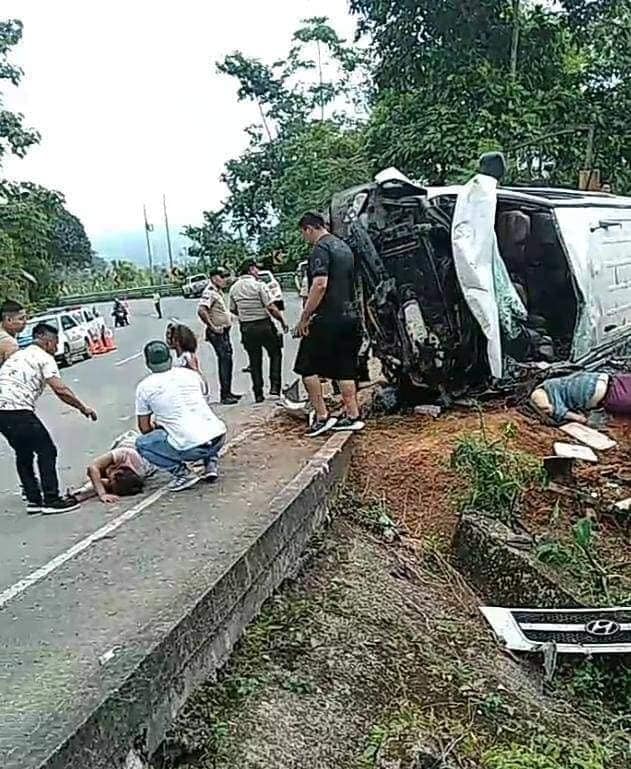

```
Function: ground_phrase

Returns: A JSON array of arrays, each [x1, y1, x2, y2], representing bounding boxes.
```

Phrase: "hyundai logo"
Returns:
[[585, 619, 621, 637]]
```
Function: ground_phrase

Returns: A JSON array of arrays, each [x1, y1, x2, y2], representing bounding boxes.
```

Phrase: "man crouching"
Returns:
[[135, 340, 226, 491]]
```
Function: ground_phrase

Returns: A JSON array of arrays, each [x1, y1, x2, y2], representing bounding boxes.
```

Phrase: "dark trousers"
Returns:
[[154, 302, 162, 319], [0, 410, 60, 504], [240, 318, 282, 398], [206, 328, 234, 400]]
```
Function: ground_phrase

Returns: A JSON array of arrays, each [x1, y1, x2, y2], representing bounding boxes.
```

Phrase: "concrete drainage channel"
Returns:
[[21, 432, 353, 769]]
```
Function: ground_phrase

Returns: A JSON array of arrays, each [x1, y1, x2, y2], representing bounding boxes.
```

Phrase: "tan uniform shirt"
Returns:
[[0, 329, 19, 366], [199, 285, 231, 330], [228, 276, 271, 323]]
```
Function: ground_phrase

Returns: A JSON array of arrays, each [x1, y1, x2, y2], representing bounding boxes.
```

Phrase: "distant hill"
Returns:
[[92, 227, 193, 267]]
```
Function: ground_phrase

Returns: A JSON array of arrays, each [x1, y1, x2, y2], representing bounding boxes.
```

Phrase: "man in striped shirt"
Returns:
[[229, 260, 288, 403]]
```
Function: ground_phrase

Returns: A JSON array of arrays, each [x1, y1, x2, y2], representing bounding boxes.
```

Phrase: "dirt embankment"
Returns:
[[154, 408, 629, 769], [159, 513, 627, 769], [351, 408, 631, 602], [350, 408, 559, 541]]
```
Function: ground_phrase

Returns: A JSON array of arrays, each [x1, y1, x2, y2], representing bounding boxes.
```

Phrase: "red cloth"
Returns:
[[603, 374, 631, 415]]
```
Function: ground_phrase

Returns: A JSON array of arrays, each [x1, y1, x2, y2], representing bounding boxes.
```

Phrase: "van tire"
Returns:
[[82, 339, 92, 360], [60, 343, 72, 368]]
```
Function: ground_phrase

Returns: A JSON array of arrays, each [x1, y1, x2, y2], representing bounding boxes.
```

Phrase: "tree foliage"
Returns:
[[189, 17, 370, 268], [191, 5, 628, 273], [0, 20, 40, 164], [0, 180, 93, 301], [0, 18, 94, 304], [183, 209, 250, 272], [352, 0, 630, 190]]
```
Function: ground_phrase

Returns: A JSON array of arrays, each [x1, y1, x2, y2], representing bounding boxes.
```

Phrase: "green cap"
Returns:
[[144, 340, 172, 373]]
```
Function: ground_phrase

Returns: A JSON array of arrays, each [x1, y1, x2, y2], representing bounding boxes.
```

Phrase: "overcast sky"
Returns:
[[2, 0, 355, 244]]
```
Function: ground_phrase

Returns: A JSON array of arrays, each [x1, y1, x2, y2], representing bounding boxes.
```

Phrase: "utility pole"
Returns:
[[316, 39, 325, 121], [163, 194, 174, 273], [143, 204, 154, 284], [510, 0, 521, 81]]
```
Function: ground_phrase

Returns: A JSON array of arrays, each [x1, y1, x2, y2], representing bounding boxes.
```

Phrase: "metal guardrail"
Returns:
[[55, 284, 182, 306], [55, 271, 298, 306]]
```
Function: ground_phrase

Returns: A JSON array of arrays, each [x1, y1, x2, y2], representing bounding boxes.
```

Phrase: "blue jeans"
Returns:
[[136, 430, 225, 477]]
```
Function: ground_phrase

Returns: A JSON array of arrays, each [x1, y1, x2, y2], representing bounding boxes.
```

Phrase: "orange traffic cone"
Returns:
[[103, 328, 117, 352], [92, 334, 107, 355]]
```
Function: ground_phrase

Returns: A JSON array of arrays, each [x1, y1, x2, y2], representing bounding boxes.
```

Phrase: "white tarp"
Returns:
[[451, 173, 528, 379]]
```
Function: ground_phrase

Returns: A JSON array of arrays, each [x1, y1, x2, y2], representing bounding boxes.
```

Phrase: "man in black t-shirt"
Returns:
[[293, 212, 364, 437]]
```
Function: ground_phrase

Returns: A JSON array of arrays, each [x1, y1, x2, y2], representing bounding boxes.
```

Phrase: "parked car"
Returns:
[[329, 166, 631, 398], [258, 269, 284, 310], [18, 312, 91, 366], [182, 274, 208, 298]]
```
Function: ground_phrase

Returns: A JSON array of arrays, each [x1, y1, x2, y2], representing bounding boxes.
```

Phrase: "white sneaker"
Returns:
[[305, 416, 338, 438], [168, 472, 200, 492]]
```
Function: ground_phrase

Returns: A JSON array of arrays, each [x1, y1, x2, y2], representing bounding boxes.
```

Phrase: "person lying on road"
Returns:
[[135, 340, 227, 492], [71, 430, 156, 504]]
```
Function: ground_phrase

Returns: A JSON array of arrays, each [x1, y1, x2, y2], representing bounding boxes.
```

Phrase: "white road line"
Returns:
[[115, 352, 143, 367], [0, 426, 259, 610]]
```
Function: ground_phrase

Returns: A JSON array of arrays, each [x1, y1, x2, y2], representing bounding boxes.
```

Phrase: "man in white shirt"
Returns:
[[0, 321, 98, 514], [135, 340, 227, 492]]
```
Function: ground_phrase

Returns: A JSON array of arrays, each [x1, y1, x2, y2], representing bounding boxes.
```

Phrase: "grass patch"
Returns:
[[451, 421, 545, 526]]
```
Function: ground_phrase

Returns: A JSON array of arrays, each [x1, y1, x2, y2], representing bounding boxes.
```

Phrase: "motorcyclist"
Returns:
[[112, 298, 129, 327]]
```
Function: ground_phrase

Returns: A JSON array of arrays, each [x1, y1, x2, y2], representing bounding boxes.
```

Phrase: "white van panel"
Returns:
[[554, 207, 631, 359]]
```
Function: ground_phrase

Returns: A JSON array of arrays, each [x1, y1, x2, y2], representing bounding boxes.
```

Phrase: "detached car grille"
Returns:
[[480, 606, 631, 654]]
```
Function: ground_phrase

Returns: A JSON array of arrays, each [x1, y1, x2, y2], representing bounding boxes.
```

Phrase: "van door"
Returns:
[[60, 315, 83, 353], [554, 207, 631, 358]]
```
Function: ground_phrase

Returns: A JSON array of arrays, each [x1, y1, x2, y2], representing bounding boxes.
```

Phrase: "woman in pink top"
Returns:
[[78, 445, 151, 504], [67, 429, 156, 504]]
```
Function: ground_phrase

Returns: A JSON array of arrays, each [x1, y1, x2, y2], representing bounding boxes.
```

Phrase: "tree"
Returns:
[[1, 17, 95, 304], [0, 19, 40, 165], [352, 0, 629, 191], [199, 17, 370, 267], [0, 180, 93, 301], [183, 210, 250, 272]]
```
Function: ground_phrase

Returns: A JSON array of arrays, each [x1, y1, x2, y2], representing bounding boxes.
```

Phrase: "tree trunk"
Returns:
[[510, 0, 521, 80]]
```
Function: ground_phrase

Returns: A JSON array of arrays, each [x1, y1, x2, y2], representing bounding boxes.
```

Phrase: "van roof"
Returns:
[[425, 184, 631, 209]]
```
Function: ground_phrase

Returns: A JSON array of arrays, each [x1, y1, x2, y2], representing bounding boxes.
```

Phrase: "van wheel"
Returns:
[[82, 339, 92, 360], [60, 343, 71, 367]]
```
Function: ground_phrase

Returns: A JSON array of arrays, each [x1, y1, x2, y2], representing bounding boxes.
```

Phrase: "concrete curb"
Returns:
[[35, 431, 354, 769], [453, 513, 584, 608]]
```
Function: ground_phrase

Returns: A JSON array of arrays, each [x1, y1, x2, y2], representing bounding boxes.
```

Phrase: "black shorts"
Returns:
[[294, 315, 361, 381]]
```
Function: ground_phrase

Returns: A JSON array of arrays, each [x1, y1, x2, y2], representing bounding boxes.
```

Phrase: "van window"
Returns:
[[258, 271, 273, 284], [61, 316, 77, 331], [29, 316, 60, 333]]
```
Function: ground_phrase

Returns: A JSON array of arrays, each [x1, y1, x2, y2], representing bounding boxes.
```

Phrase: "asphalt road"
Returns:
[[0, 293, 302, 593]]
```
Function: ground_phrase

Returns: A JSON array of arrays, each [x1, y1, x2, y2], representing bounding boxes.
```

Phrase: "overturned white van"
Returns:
[[330, 169, 631, 396]]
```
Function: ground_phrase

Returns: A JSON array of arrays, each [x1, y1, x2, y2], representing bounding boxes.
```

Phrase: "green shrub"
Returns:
[[451, 422, 544, 526]]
